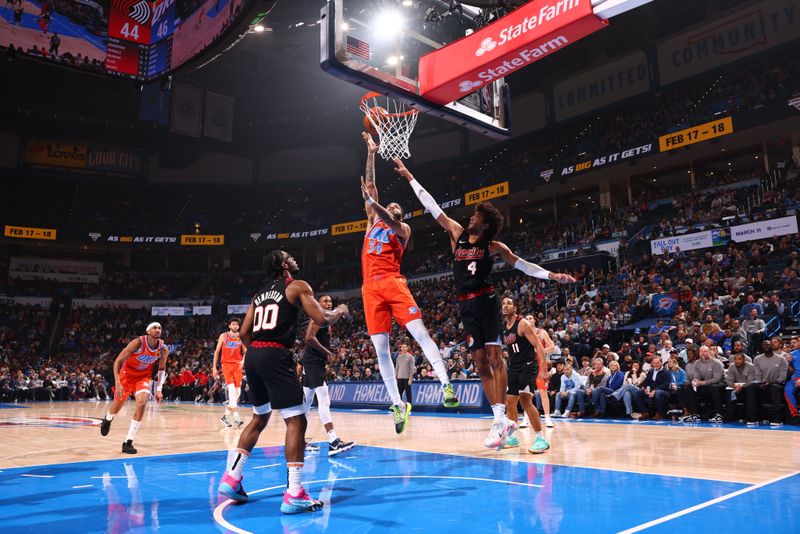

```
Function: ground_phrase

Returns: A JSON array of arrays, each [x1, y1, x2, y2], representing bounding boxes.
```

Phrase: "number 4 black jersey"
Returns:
[[453, 231, 494, 294], [250, 277, 300, 347]]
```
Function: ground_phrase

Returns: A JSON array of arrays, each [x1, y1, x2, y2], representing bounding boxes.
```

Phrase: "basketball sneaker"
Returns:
[[502, 419, 518, 448], [519, 414, 530, 428], [234, 415, 244, 428], [218, 473, 248, 502], [484, 421, 508, 450], [304, 442, 320, 453], [220, 414, 233, 428], [390, 402, 411, 434], [100, 417, 112, 436], [528, 436, 550, 454], [328, 438, 355, 457], [441, 383, 460, 408], [545, 416, 554, 428], [121, 440, 137, 454], [503, 435, 520, 448], [280, 488, 323, 514]]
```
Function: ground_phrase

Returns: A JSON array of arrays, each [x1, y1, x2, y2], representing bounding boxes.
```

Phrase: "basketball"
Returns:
[[363, 106, 389, 135]]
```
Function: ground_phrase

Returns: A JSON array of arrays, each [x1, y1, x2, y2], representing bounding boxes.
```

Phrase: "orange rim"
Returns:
[[360, 91, 419, 118]]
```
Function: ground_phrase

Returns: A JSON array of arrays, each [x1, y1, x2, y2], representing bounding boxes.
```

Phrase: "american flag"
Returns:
[[346, 35, 372, 60]]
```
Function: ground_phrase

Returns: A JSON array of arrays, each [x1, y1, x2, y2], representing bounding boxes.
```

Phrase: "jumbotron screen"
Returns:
[[1, 0, 247, 80]]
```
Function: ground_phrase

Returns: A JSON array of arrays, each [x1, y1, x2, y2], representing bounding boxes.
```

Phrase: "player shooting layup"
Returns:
[[359, 132, 459, 434], [99, 322, 169, 454], [396, 158, 575, 449]]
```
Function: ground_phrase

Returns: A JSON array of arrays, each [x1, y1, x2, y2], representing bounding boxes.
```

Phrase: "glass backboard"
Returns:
[[320, 0, 511, 138]]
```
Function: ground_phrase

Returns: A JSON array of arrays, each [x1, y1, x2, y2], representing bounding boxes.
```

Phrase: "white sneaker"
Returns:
[[484, 422, 508, 450], [562, 410, 570, 418], [552, 410, 562, 418], [519, 414, 530, 428], [545, 417, 554, 428]]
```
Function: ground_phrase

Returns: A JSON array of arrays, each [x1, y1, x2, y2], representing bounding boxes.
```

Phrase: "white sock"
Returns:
[[287, 462, 303, 494], [228, 448, 249, 479], [535, 431, 543, 439], [124, 462, 138, 489], [126, 419, 140, 442], [105, 411, 114, 421], [370, 333, 403, 406], [227, 384, 238, 409], [405, 319, 450, 385], [491, 404, 506, 425], [327, 429, 338, 443]]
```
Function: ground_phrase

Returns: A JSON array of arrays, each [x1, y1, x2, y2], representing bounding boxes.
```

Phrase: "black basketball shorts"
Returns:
[[458, 293, 502, 350], [245, 347, 304, 413]]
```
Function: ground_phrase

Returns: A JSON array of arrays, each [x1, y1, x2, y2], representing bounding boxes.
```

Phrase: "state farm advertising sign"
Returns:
[[419, 0, 606, 105]]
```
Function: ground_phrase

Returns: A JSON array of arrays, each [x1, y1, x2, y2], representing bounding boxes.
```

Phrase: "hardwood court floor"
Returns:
[[1, 401, 798, 485]]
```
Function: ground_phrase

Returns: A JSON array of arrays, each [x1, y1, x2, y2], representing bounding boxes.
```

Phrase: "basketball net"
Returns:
[[360, 92, 419, 160]]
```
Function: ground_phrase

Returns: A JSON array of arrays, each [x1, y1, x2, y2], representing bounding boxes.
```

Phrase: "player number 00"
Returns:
[[253, 303, 279, 332]]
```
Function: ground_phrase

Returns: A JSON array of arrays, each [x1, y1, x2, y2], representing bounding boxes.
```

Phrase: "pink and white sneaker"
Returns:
[[280, 487, 323, 514], [218, 473, 248, 502], [483, 421, 509, 450]]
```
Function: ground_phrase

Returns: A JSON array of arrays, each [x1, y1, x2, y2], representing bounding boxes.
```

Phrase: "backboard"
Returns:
[[320, 0, 511, 138]]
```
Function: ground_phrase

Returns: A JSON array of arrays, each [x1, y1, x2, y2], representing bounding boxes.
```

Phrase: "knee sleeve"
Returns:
[[315, 385, 332, 425]]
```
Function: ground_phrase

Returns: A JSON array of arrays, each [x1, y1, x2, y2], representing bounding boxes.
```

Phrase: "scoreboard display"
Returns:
[[0, 0, 248, 81], [106, 0, 177, 80]]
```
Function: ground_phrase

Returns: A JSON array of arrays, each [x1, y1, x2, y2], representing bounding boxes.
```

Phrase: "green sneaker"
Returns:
[[502, 435, 519, 448], [528, 436, 550, 454], [441, 383, 460, 408], [390, 402, 411, 434]]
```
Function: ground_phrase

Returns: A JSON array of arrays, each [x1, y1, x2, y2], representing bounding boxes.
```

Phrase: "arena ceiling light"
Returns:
[[373, 9, 405, 39]]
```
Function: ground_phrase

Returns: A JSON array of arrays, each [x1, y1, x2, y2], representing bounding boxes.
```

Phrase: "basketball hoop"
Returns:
[[360, 92, 419, 161], [790, 95, 800, 112]]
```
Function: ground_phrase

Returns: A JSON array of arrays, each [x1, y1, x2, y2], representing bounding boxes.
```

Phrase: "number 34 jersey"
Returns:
[[250, 277, 300, 347], [453, 231, 494, 294]]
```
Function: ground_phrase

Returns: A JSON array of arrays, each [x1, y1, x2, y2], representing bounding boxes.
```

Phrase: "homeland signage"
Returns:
[[650, 229, 729, 255], [656, 0, 799, 85], [419, 0, 606, 105], [328, 380, 484, 409], [553, 51, 651, 122], [730, 215, 798, 243]]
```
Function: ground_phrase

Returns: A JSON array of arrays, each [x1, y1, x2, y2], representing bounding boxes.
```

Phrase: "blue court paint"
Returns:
[[0, 403, 28, 409], [3, 444, 794, 533]]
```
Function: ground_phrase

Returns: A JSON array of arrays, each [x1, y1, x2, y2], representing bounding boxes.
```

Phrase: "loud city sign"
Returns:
[[419, 0, 607, 105]]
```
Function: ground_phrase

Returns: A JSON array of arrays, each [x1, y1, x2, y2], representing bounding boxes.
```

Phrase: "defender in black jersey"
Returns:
[[218, 250, 349, 514], [396, 158, 575, 449], [501, 297, 550, 454], [301, 294, 355, 457]]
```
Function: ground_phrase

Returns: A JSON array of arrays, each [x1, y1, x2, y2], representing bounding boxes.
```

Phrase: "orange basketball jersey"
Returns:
[[220, 332, 243, 363], [361, 217, 405, 281], [123, 336, 163, 373]]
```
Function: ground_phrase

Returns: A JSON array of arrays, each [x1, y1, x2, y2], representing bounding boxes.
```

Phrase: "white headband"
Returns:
[[146, 322, 162, 331]]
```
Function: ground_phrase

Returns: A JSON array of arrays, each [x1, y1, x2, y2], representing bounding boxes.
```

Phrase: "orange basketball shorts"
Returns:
[[362, 276, 422, 335], [222, 361, 243, 387], [115, 368, 152, 401]]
